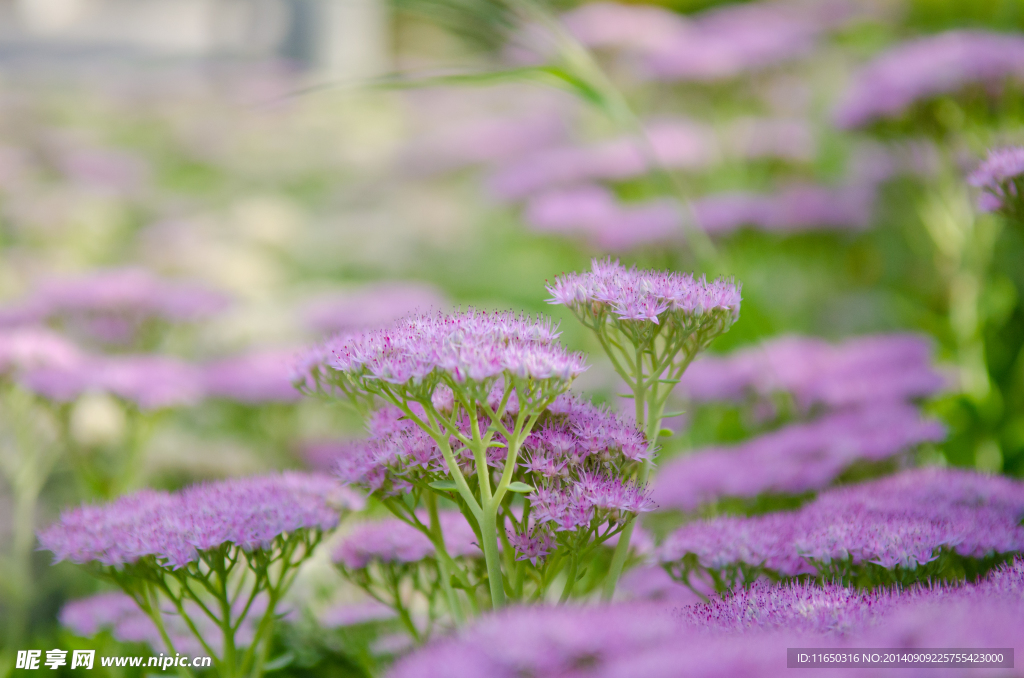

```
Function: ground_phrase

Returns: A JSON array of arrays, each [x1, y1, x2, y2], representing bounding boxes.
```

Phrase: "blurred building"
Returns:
[[0, 0, 390, 75]]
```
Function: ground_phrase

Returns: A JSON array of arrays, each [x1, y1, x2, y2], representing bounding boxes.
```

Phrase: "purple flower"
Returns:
[[652, 404, 946, 510], [320, 600, 397, 627], [678, 333, 947, 409], [20, 353, 205, 410], [38, 472, 364, 569], [639, 1, 829, 82], [547, 258, 741, 326], [506, 527, 555, 565], [487, 120, 715, 201], [658, 467, 1024, 577], [60, 591, 266, 655], [968, 146, 1024, 215], [401, 110, 568, 174], [691, 183, 876, 235], [334, 512, 481, 569], [298, 309, 587, 392], [303, 282, 447, 337], [202, 349, 302, 404], [2, 268, 229, 348], [524, 186, 684, 252], [0, 326, 82, 375], [834, 30, 1024, 128]]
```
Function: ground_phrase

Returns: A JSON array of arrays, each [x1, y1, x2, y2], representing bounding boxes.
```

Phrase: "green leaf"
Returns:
[[658, 428, 674, 437], [506, 482, 535, 493], [662, 411, 686, 418], [429, 479, 458, 491], [657, 378, 681, 384]]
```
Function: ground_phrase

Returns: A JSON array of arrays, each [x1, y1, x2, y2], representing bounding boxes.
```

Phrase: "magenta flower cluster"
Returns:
[[547, 258, 741, 326], [834, 30, 1024, 128], [18, 349, 305, 409], [334, 512, 482, 569], [0, 267, 229, 347], [658, 467, 1024, 578], [38, 472, 364, 568], [60, 591, 264, 655], [303, 281, 448, 337], [389, 558, 1024, 678], [678, 333, 946, 409], [298, 309, 587, 391], [969, 146, 1024, 215], [329, 393, 653, 563], [651, 403, 946, 510]]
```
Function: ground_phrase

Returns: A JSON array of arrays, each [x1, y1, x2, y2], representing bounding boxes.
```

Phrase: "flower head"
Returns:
[[547, 258, 741, 328], [39, 472, 364, 569], [651, 403, 946, 510], [834, 30, 1024, 129], [333, 512, 481, 569], [296, 309, 586, 400], [20, 354, 205, 410], [2, 268, 229, 348], [202, 350, 302, 404], [969, 146, 1024, 216], [658, 467, 1024, 578]]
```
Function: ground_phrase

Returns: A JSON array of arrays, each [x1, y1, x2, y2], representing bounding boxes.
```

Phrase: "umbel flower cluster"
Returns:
[[658, 467, 1024, 591], [299, 261, 740, 614], [38, 473, 363, 678], [970, 146, 1024, 223], [547, 258, 741, 598]]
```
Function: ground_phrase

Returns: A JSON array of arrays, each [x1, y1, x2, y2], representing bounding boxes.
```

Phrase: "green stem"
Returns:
[[426, 493, 465, 626], [479, 503, 506, 608], [558, 553, 579, 603], [601, 370, 649, 600]]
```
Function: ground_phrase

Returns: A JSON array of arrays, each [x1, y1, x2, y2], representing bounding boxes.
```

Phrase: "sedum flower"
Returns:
[[0, 267, 229, 350], [834, 30, 1024, 129], [40, 473, 361, 675], [651, 403, 946, 510], [678, 333, 947, 409], [969, 146, 1024, 221], [39, 472, 363, 568], [302, 282, 447, 337], [201, 349, 302, 404], [658, 467, 1024, 587]]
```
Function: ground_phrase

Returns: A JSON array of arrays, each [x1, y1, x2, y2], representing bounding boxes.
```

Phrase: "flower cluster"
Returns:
[[0, 325, 82, 375], [60, 591, 264, 656], [21, 354, 205, 411], [389, 558, 1024, 678], [334, 513, 482, 570], [39, 472, 362, 568], [547, 258, 740, 328], [834, 30, 1024, 129], [297, 309, 586, 399], [303, 282, 448, 337], [969, 146, 1024, 220], [327, 394, 653, 572], [651, 403, 946, 510], [0, 267, 229, 349], [690, 183, 876, 235], [201, 350, 303, 404], [678, 333, 946, 410], [658, 468, 1024, 587], [332, 512, 483, 639], [40, 473, 361, 675]]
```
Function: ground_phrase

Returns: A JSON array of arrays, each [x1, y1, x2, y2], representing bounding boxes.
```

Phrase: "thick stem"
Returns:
[[479, 504, 506, 608]]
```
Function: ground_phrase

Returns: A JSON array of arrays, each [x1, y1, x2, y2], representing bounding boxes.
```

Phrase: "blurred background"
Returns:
[[2, 0, 1024, 673]]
